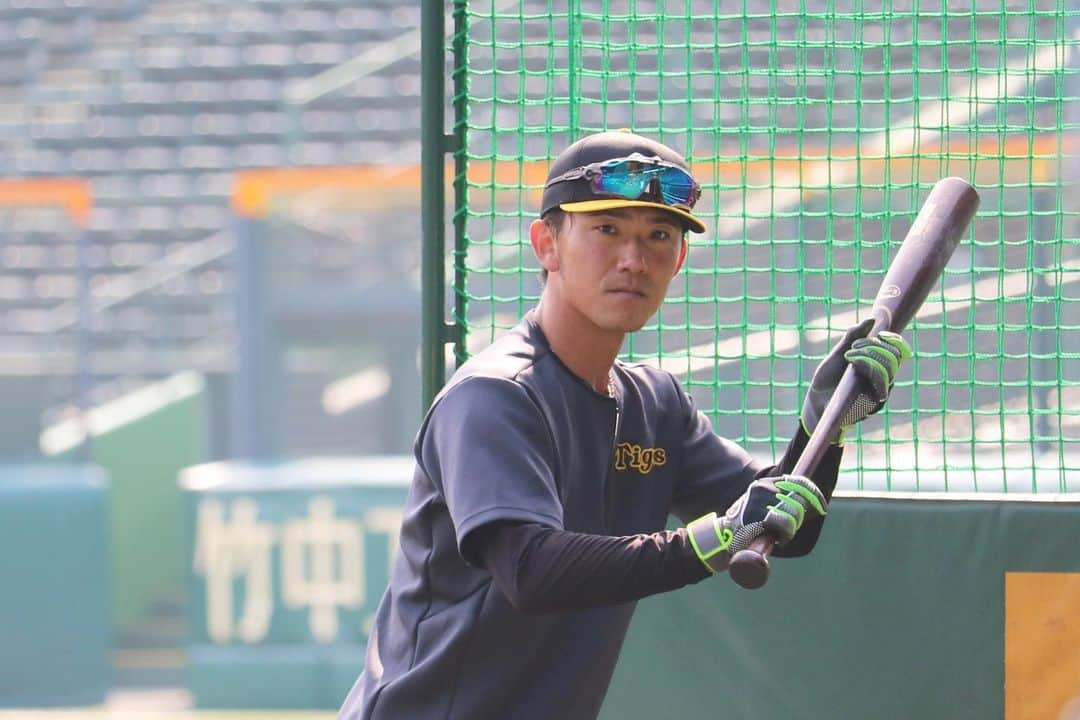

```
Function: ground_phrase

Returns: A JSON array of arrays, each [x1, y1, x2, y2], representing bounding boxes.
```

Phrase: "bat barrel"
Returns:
[[873, 177, 980, 334], [727, 177, 980, 590]]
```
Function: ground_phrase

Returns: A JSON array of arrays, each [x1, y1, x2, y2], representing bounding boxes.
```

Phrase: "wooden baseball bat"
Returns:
[[728, 177, 981, 590]]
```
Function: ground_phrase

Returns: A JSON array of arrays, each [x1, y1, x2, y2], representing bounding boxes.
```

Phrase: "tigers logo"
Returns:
[[614, 442, 667, 474]]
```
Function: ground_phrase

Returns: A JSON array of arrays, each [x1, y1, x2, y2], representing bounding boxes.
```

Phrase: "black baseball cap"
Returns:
[[540, 129, 706, 233]]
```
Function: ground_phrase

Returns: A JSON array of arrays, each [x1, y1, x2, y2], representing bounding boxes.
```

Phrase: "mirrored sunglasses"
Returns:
[[545, 153, 702, 209]]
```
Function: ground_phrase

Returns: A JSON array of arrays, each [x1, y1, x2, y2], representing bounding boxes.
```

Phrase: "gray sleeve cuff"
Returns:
[[686, 512, 732, 573]]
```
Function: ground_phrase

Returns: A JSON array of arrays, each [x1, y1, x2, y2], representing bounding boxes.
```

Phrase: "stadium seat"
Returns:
[[0, 0, 425, 463]]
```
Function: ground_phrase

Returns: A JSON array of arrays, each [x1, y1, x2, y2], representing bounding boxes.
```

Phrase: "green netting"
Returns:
[[449, 1, 1080, 493]]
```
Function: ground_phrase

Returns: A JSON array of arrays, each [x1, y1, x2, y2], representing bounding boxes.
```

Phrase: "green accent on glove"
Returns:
[[879, 331, 914, 360], [761, 475, 830, 543], [716, 526, 733, 551], [849, 345, 896, 381], [801, 320, 912, 444], [770, 492, 806, 525], [843, 331, 912, 401], [687, 512, 734, 573], [775, 477, 828, 516], [690, 475, 830, 573]]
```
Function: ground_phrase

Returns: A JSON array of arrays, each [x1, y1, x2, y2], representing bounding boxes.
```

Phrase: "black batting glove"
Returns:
[[801, 318, 912, 444], [686, 474, 828, 573]]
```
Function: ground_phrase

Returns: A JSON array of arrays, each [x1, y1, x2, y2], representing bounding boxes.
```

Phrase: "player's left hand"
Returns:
[[800, 318, 912, 444]]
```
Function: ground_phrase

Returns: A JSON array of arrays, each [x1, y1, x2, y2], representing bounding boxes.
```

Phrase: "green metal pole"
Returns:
[[421, 0, 447, 410], [451, 0, 468, 368]]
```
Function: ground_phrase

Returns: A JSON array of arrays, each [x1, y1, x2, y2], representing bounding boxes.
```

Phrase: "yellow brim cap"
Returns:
[[559, 199, 706, 234]]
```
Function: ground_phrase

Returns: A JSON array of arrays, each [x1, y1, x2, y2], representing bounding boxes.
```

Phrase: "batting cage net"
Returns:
[[448, 1, 1080, 492]]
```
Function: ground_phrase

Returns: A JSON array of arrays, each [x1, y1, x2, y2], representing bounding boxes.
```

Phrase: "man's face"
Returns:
[[531, 206, 689, 334]]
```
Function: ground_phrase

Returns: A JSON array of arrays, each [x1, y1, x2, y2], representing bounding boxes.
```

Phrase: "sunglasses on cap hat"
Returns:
[[544, 153, 702, 209]]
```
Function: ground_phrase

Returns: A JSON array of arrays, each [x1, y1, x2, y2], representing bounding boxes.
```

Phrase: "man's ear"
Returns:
[[673, 236, 689, 276], [530, 218, 560, 274]]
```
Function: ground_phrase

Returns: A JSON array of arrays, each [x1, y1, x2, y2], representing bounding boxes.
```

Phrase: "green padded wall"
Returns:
[[180, 457, 411, 709], [603, 494, 1080, 719], [47, 372, 208, 634], [0, 464, 110, 706]]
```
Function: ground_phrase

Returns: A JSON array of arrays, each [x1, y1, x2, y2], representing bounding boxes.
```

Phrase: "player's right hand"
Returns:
[[685, 474, 827, 573]]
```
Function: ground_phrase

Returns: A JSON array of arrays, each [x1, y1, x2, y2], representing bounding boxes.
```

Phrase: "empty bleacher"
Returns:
[[0, 0, 1069, 459], [0, 0, 424, 455]]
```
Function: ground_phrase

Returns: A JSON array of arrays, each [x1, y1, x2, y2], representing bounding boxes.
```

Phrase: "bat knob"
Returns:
[[729, 549, 770, 589]]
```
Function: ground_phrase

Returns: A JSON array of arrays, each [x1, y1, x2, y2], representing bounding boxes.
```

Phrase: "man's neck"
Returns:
[[533, 297, 623, 394]]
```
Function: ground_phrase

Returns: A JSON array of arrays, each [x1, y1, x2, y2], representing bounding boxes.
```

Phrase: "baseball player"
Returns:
[[338, 130, 911, 720]]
